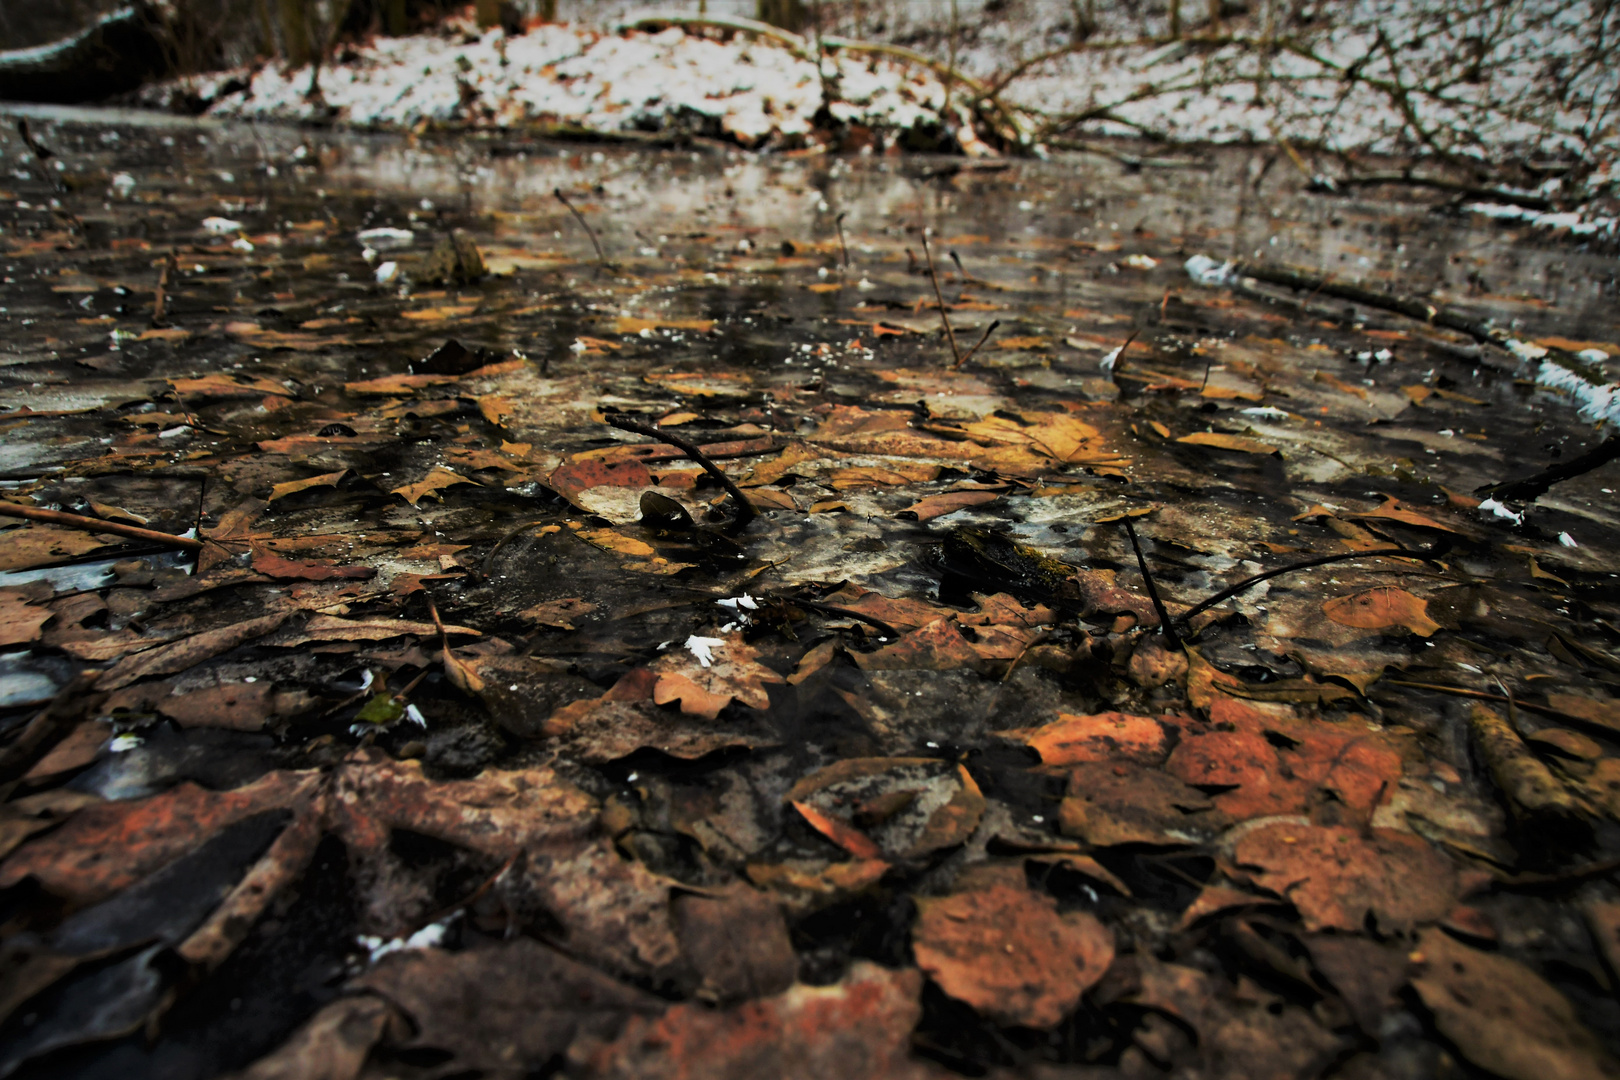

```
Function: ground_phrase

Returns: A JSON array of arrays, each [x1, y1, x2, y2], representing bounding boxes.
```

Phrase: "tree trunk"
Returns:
[[756, 0, 808, 34]]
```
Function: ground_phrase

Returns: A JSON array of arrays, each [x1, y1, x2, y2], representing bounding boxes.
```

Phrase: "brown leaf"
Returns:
[[352, 939, 659, 1076], [1323, 587, 1441, 636], [1410, 927, 1620, 1080], [505, 838, 683, 980], [1548, 694, 1620, 735], [1232, 822, 1457, 932], [1059, 760, 1221, 846], [230, 996, 398, 1080], [650, 638, 784, 720], [547, 459, 655, 502], [268, 470, 348, 502], [517, 597, 595, 630], [896, 489, 1004, 522], [544, 668, 773, 762], [0, 524, 121, 571], [100, 612, 291, 690], [0, 590, 52, 648], [1165, 698, 1403, 822], [392, 467, 476, 507], [1305, 934, 1410, 1035], [1176, 431, 1280, 455], [852, 619, 984, 672], [579, 962, 933, 1080], [250, 545, 374, 581], [912, 883, 1114, 1028], [998, 711, 1173, 767], [673, 887, 797, 1004], [0, 771, 317, 906]]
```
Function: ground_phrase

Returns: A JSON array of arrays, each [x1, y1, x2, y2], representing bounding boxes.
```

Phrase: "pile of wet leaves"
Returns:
[[0, 111, 1617, 1079]]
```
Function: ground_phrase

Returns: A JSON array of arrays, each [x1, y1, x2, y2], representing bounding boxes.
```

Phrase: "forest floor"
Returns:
[[0, 107, 1617, 1079]]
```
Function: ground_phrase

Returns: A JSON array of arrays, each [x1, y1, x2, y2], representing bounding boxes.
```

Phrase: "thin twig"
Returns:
[[794, 599, 901, 641], [152, 250, 177, 328], [919, 229, 961, 365], [1121, 518, 1179, 649], [554, 187, 608, 269], [835, 212, 850, 269], [0, 502, 205, 551], [1176, 547, 1427, 626], [955, 320, 1001, 369], [602, 414, 757, 528]]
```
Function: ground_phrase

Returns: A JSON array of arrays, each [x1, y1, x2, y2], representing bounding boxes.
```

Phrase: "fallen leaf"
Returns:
[[268, 470, 348, 502], [1059, 760, 1221, 846], [1176, 431, 1280, 455], [392, 467, 476, 507], [996, 711, 1173, 767], [0, 771, 317, 905], [231, 996, 398, 1080], [912, 883, 1114, 1028], [580, 962, 929, 1079], [651, 638, 785, 720], [896, 489, 1003, 521], [1323, 587, 1441, 636], [1410, 927, 1620, 1080], [250, 545, 375, 581], [352, 939, 659, 1075], [1232, 821, 1457, 932], [0, 590, 52, 648]]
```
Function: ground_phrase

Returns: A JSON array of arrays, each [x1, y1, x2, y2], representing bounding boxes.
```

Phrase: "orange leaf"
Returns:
[[1323, 587, 1440, 636], [791, 800, 884, 859], [1176, 431, 1279, 455]]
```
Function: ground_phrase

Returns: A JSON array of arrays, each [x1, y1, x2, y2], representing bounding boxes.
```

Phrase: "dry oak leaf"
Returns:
[[392, 467, 476, 507], [580, 961, 937, 1080], [650, 638, 784, 720], [1176, 431, 1280, 455], [542, 668, 772, 762], [1411, 927, 1620, 1080], [1322, 587, 1441, 636], [998, 711, 1173, 767], [852, 618, 984, 672], [912, 883, 1114, 1028], [268, 470, 348, 502], [1232, 822, 1457, 933]]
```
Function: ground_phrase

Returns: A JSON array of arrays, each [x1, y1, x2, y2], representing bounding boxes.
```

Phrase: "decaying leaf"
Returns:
[[1410, 928, 1620, 1080], [912, 882, 1114, 1028], [352, 939, 659, 1075], [579, 961, 932, 1080], [1232, 822, 1457, 932]]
